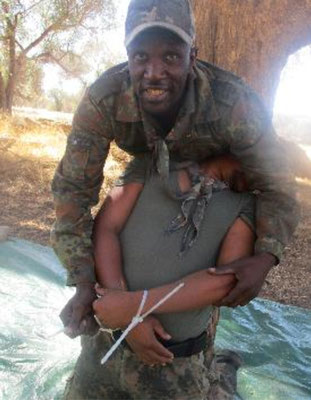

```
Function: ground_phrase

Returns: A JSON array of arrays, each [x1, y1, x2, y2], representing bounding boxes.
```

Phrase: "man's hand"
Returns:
[[60, 283, 98, 338], [200, 154, 248, 192], [207, 253, 276, 307], [126, 316, 174, 366], [93, 287, 138, 330]]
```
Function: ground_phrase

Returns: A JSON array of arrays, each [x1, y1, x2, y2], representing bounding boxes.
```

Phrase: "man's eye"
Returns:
[[165, 54, 179, 63], [133, 53, 147, 63]]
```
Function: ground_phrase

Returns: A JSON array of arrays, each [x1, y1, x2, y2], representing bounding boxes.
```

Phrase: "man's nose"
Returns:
[[144, 60, 165, 81]]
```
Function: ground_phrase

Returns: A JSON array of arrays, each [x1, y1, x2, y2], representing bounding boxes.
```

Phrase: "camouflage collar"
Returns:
[[115, 62, 219, 124], [115, 72, 142, 122], [194, 63, 220, 123]]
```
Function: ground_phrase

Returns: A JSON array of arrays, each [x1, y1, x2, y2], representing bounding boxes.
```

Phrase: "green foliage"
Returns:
[[14, 60, 44, 106], [0, 0, 116, 110], [46, 87, 84, 113]]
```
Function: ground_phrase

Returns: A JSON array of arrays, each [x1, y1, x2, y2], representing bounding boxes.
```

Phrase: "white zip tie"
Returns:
[[140, 283, 185, 320], [100, 282, 185, 365], [100, 289, 148, 365]]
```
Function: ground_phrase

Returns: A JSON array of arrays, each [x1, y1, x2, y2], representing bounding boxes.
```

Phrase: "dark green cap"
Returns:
[[125, 0, 195, 48]]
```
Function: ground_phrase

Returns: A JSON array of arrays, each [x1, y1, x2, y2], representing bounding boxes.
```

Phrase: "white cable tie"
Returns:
[[100, 282, 184, 365], [136, 289, 148, 318], [141, 282, 185, 319], [100, 318, 138, 365], [100, 289, 148, 365]]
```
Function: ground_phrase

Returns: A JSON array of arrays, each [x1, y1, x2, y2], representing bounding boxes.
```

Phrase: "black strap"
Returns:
[[112, 330, 207, 358]]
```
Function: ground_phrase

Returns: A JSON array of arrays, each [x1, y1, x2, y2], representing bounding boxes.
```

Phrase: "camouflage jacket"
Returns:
[[51, 60, 299, 285]]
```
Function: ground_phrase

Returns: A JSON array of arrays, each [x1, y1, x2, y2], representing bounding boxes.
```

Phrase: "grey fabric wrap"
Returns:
[[120, 172, 255, 342]]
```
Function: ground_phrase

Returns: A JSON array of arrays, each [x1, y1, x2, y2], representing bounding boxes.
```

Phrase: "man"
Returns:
[[52, 0, 298, 343]]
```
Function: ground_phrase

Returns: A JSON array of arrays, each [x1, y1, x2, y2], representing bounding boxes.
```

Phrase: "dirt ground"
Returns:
[[0, 115, 310, 309]]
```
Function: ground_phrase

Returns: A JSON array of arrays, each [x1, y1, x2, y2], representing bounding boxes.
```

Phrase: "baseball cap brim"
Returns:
[[124, 21, 194, 48]]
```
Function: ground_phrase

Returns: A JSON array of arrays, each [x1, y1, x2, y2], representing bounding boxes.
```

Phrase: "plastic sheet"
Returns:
[[0, 239, 310, 400], [218, 301, 311, 399]]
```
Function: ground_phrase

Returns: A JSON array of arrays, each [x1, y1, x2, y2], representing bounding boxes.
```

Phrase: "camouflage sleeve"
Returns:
[[51, 89, 113, 285], [226, 89, 300, 262], [238, 193, 256, 234], [115, 153, 151, 186]]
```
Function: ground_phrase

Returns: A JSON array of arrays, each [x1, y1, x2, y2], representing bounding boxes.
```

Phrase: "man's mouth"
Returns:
[[142, 88, 169, 102], [146, 88, 166, 96]]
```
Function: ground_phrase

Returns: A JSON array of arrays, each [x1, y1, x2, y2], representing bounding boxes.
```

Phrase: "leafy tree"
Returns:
[[47, 87, 84, 112], [0, 0, 116, 113]]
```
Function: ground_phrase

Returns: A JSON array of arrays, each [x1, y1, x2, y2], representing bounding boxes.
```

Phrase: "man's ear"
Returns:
[[190, 46, 198, 67]]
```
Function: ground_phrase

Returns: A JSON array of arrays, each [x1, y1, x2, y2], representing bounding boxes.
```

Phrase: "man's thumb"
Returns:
[[153, 319, 171, 340], [207, 266, 235, 276], [95, 285, 107, 296], [64, 319, 85, 338], [70, 305, 84, 332]]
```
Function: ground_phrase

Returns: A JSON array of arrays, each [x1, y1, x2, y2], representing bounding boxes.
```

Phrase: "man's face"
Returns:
[[127, 29, 195, 118]]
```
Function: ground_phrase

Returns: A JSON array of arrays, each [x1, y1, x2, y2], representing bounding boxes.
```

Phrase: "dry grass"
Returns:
[[0, 114, 310, 309], [0, 114, 129, 244]]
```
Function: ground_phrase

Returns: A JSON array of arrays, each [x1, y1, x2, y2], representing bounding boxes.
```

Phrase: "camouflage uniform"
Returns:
[[52, 1, 299, 398], [64, 327, 211, 400], [51, 57, 299, 399], [63, 308, 241, 400], [51, 59, 299, 286]]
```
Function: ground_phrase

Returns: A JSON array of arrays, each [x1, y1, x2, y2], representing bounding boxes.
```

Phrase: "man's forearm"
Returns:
[[95, 270, 234, 322], [254, 186, 299, 262], [94, 229, 127, 290], [94, 269, 236, 330], [228, 90, 300, 262], [51, 222, 96, 286], [51, 87, 113, 285], [139, 270, 235, 314]]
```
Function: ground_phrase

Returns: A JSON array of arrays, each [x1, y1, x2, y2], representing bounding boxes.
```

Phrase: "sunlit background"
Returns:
[[274, 46, 311, 117], [43, 0, 311, 123]]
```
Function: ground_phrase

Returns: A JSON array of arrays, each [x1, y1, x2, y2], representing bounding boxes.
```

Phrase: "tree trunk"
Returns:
[[191, 0, 311, 113], [5, 24, 17, 114], [0, 72, 7, 111]]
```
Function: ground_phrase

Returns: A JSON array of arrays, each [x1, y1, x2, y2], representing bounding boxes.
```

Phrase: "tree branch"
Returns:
[[15, 39, 24, 51], [34, 51, 84, 82], [21, 22, 61, 56], [23, 0, 48, 18], [20, 3, 86, 58]]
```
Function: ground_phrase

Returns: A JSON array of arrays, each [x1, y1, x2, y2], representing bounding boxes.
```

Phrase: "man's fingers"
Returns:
[[150, 337, 174, 360], [152, 319, 172, 341], [144, 349, 173, 365], [218, 284, 246, 307], [59, 301, 73, 326], [95, 286, 107, 296], [236, 288, 259, 307], [61, 288, 97, 338], [128, 340, 173, 365], [78, 315, 99, 336], [65, 316, 95, 338], [222, 287, 255, 308], [207, 266, 236, 276], [69, 304, 87, 332], [239, 298, 252, 307]]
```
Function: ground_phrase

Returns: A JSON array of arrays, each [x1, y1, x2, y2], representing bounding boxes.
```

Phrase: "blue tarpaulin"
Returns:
[[0, 239, 310, 399]]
